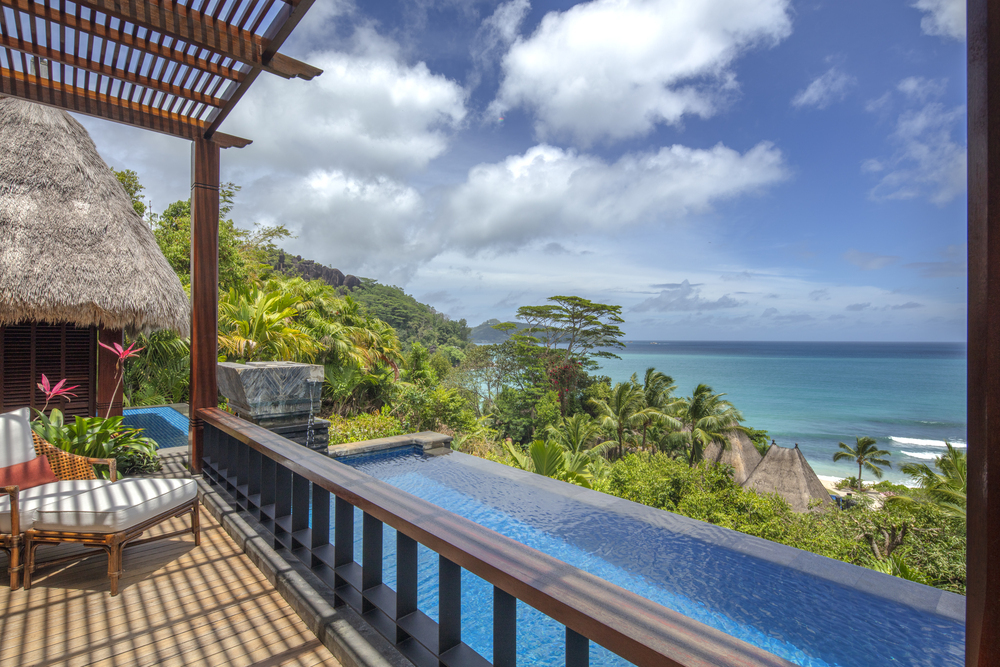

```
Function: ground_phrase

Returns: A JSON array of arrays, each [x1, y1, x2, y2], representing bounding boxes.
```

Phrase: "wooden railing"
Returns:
[[199, 408, 794, 667]]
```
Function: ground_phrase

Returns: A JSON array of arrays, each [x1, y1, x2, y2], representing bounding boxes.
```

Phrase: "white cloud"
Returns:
[[913, 0, 965, 40], [439, 141, 788, 251], [470, 0, 532, 91], [247, 170, 429, 282], [866, 102, 966, 204], [491, 0, 792, 144], [897, 76, 948, 103], [224, 33, 467, 178], [791, 67, 856, 109], [843, 249, 899, 270]]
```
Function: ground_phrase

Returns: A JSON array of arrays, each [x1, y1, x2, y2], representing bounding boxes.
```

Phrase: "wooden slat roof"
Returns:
[[0, 0, 321, 147]]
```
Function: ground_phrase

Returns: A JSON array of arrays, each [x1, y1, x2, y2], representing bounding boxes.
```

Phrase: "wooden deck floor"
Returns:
[[0, 492, 339, 666]]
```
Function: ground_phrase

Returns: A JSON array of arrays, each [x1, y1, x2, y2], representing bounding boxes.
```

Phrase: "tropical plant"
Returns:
[[634, 367, 679, 450], [97, 340, 145, 417], [888, 442, 967, 517], [869, 552, 932, 585], [31, 409, 159, 478], [36, 374, 79, 414], [501, 439, 593, 488], [832, 436, 892, 489], [545, 412, 605, 455], [218, 285, 321, 362], [668, 384, 745, 465], [588, 382, 660, 460]]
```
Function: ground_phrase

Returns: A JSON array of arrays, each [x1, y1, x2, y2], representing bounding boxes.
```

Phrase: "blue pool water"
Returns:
[[122, 406, 188, 449], [337, 446, 964, 667]]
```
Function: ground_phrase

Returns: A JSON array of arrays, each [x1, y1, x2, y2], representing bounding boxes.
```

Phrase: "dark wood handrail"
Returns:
[[199, 407, 794, 667]]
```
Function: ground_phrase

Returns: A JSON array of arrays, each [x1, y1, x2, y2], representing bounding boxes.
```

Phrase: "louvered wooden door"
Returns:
[[0, 323, 97, 417]]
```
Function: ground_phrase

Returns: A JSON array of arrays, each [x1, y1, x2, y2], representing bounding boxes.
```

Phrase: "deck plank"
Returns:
[[1, 479, 339, 667]]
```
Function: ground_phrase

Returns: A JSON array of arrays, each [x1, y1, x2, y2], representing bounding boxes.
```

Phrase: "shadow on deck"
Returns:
[[0, 452, 339, 667]]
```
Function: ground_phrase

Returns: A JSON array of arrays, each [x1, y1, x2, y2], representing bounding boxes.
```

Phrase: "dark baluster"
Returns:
[[247, 447, 262, 517], [494, 587, 516, 667], [566, 628, 589, 667], [396, 532, 417, 644], [202, 422, 217, 476], [225, 433, 239, 491], [291, 472, 310, 551], [334, 496, 354, 607], [260, 456, 276, 512], [439, 556, 462, 662], [311, 484, 330, 568], [362, 512, 383, 613], [273, 465, 292, 549]]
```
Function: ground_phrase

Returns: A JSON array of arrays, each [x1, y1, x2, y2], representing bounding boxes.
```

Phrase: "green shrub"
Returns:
[[328, 409, 407, 445]]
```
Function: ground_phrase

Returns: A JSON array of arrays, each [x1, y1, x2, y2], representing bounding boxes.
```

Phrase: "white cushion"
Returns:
[[0, 407, 36, 468], [31, 478, 197, 533], [0, 480, 110, 533]]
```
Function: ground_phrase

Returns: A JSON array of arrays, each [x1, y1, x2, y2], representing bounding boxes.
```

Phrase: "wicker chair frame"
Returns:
[[2, 434, 116, 589], [24, 498, 199, 596]]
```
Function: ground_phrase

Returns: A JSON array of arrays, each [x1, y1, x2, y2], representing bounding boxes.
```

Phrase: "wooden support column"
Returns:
[[967, 1, 1000, 664], [96, 328, 124, 417], [189, 137, 221, 474]]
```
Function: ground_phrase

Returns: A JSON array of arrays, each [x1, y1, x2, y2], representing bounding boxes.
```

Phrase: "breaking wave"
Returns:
[[901, 450, 940, 460], [889, 436, 966, 448]]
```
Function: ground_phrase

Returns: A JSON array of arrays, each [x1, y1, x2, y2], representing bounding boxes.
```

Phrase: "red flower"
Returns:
[[37, 374, 79, 402]]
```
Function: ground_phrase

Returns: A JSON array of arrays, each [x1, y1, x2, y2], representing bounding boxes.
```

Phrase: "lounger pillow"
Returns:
[[0, 455, 59, 490]]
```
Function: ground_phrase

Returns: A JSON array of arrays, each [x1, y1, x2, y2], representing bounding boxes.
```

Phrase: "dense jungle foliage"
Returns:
[[114, 170, 967, 595]]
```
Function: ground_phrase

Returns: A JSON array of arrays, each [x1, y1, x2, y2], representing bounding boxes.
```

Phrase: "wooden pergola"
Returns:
[[0, 0, 320, 479], [0, 0, 997, 664]]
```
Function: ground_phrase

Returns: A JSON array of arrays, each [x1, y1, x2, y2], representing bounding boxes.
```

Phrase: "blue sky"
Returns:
[[81, 0, 968, 341]]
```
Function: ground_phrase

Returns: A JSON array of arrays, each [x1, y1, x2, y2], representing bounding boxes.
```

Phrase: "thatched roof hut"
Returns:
[[703, 430, 763, 485], [0, 97, 189, 335], [743, 444, 832, 512]]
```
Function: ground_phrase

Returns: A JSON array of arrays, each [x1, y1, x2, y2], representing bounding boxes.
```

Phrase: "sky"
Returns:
[[79, 0, 968, 342]]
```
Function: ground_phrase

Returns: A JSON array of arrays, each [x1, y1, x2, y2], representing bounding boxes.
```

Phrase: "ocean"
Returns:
[[596, 341, 967, 483]]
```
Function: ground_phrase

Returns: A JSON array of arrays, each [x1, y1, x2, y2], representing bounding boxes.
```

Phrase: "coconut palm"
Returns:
[[633, 367, 681, 450], [669, 384, 745, 465], [889, 442, 966, 517], [832, 436, 892, 490], [588, 382, 660, 460]]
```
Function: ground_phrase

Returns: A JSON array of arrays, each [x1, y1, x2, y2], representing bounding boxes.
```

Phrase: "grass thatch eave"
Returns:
[[0, 98, 189, 335]]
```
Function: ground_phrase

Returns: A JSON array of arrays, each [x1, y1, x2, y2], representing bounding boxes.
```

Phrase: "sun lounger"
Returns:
[[1, 407, 199, 594]]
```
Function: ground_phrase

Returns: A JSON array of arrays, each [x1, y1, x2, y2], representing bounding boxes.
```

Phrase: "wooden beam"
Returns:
[[77, 0, 265, 68], [268, 52, 322, 81], [0, 64, 207, 138], [7, 0, 245, 81], [204, 0, 321, 136], [0, 65, 251, 145], [0, 34, 226, 107], [967, 1, 1000, 665], [74, 0, 316, 80], [188, 137, 221, 474]]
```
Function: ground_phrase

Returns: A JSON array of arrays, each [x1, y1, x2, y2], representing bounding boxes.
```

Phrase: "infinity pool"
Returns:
[[335, 446, 964, 667]]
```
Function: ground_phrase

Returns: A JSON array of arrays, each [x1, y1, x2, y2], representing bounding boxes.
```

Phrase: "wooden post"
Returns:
[[967, 1, 1000, 664], [96, 328, 124, 417], [188, 137, 221, 474]]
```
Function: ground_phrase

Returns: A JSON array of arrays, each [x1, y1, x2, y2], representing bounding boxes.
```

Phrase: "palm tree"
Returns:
[[670, 384, 745, 465], [889, 442, 966, 517], [634, 367, 680, 450], [588, 382, 657, 460], [832, 436, 892, 490], [501, 439, 592, 488]]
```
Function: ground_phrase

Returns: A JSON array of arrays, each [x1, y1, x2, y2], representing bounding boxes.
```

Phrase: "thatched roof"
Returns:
[[743, 444, 832, 512], [0, 98, 189, 335], [703, 430, 763, 485]]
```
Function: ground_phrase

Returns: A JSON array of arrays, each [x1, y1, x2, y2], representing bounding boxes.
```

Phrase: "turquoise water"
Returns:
[[597, 341, 967, 483]]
